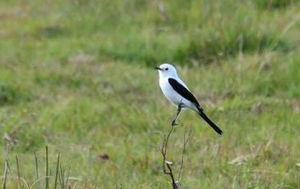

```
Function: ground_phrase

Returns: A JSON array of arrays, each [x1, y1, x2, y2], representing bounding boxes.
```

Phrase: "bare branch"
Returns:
[[160, 125, 192, 189], [161, 126, 178, 188]]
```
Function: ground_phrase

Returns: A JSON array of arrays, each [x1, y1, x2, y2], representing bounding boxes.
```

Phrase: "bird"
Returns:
[[155, 63, 223, 135]]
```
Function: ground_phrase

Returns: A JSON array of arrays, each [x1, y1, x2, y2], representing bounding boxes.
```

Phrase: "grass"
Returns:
[[1, 0, 300, 188]]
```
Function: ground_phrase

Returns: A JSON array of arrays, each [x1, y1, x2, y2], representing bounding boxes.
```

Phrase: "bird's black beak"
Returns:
[[155, 66, 162, 71]]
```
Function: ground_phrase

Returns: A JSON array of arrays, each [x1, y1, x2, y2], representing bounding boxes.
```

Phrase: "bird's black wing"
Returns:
[[168, 78, 200, 107], [169, 78, 222, 135]]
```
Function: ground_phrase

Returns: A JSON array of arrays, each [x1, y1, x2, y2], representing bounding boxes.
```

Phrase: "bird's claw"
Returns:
[[171, 120, 177, 126]]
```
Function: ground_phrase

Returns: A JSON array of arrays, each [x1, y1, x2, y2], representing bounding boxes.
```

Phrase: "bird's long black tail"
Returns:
[[197, 109, 223, 135]]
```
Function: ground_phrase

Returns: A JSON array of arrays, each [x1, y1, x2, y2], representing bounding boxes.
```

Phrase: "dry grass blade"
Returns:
[[2, 160, 9, 189]]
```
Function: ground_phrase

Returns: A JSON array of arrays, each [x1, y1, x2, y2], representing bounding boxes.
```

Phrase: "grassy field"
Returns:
[[1, 0, 300, 188]]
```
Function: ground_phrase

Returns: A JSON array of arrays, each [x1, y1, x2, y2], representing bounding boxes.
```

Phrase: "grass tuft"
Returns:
[[0, 83, 32, 106], [254, 0, 298, 9]]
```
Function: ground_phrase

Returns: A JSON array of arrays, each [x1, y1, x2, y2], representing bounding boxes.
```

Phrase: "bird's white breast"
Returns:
[[159, 77, 198, 111], [159, 77, 185, 107]]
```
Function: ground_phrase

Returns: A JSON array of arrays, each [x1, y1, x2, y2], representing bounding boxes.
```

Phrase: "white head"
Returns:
[[155, 63, 178, 79]]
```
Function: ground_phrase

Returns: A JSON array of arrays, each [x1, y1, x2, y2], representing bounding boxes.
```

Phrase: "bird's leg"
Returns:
[[171, 103, 184, 126]]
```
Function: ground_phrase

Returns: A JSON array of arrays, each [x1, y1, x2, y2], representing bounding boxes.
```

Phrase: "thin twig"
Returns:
[[160, 125, 192, 188], [161, 126, 174, 174], [161, 126, 178, 189]]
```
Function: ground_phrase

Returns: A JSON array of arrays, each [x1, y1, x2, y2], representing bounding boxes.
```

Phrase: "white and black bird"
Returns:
[[155, 63, 223, 135]]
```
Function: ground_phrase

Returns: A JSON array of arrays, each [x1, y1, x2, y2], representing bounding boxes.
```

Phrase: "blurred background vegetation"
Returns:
[[1, 0, 300, 188]]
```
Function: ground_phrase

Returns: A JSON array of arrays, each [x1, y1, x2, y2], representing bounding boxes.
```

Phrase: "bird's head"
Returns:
[[155, 63, 178, 78]]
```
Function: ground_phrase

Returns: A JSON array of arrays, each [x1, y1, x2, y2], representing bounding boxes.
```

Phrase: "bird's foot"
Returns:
[[171, 120, 177, 126]]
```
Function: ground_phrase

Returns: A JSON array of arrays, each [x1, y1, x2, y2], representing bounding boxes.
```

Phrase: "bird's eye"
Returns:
[[165, 68, 169, 71]]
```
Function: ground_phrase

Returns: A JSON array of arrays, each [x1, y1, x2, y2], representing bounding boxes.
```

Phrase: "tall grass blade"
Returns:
[[59, 164, 65, 189], [16, 155, 21, 188], [3, 160, 9, 189], [34, 152, 39, 189], [45, 146, 49, 189], [54, 152, 60, 189]]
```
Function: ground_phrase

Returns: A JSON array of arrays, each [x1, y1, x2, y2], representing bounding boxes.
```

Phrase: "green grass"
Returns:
[[1, 0, 300, 188]]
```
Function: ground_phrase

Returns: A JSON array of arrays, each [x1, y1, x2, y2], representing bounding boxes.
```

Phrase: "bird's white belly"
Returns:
[[160, 79, 191, 108]]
